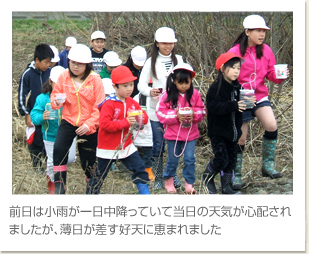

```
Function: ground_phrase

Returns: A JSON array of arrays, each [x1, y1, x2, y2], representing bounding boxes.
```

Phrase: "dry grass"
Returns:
[[12, 17, 293, 195]]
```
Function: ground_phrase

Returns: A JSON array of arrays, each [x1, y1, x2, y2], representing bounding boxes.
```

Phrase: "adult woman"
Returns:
[[228, 14, 289, 190]]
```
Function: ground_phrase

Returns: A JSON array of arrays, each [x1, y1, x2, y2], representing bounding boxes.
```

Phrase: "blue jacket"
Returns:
[[18, 61, 51, 116], [30, 92, 62, 142], [58, 48, 69, 68]]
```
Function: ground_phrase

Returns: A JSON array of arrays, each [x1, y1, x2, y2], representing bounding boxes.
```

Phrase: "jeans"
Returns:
[[87, 151, 149, 194], [242, 100, 272, 123], [164, 139, 196, 184], [138, 146, 153, 168], [150, 120, 165, 157]]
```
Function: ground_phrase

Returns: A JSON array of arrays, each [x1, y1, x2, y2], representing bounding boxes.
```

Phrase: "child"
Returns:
[[133, 92, 155, 181], [202, 52, 246, 194], [87, 66, 150, 195], [156, 63, 206, 194], [228, 14, 289, 189], [99, 51, 122, 79], [123, 45, 147, 98], [30, 66, 76, 194], [138, 27, 184, 190], [18, 43, 54, 172], [51, 44, 105, 194], [58, 36, 77, 68], [90, 30, 109, 74]]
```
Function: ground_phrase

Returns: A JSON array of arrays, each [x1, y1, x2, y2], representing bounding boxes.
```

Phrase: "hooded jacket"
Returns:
[[228, 43, 283, 103], [30, 92, 62, 142], [50, 69, 105, 135], [206, 77, 243, 142], [96, 94, 149, 159], [156, 89, 206, 142], [18, 61, 51, 116]]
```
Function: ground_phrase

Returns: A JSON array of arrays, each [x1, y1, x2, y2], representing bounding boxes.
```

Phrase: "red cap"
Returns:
[[111, 66, 137, 84], [216, 52, 245, 71]]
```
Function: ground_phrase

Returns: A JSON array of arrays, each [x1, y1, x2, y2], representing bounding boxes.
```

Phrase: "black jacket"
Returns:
[[18, 61, 51, 116], [206, 77, 243, 142], [123, 61, 142, 98]]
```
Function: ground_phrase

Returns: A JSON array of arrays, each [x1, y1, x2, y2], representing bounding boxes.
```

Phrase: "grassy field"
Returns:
[[12, 17, 293, 195]]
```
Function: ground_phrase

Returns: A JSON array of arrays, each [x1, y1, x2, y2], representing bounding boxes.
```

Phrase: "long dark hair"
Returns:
[[151, 41, 178, 80], [68, 59, 93, 80], [233, 30, 263, 59], [165, 69, 193, 108], [215, 57, 241, 97], [41, 79, 52, 94]]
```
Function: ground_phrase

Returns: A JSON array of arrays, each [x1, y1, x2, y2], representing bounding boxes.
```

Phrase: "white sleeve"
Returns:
[[137, 58, 152, 97]]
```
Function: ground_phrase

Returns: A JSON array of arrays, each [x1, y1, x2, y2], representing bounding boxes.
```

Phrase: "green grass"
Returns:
[[12, 19, 92, 32]]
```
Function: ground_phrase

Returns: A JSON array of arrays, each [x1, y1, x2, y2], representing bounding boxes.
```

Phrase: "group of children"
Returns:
[[18, 14, 289, 195]]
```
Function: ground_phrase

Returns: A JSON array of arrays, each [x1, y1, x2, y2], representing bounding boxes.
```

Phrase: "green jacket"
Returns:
[[99, 66, 111, 79]]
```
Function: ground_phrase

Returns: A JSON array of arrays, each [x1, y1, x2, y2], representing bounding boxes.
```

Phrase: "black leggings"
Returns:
[[53, 119, 98, 178], [210, 137, 238, 174]]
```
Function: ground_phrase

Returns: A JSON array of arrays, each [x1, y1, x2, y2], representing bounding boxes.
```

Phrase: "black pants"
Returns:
[[53, 119, 98, 178], [28, 125, 46, 172], [210, 137, 238, 174]]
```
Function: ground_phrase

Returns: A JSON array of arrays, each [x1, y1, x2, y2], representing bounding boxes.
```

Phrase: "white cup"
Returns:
[[55, 93, 66, 104], [274, 64, 288, 79]]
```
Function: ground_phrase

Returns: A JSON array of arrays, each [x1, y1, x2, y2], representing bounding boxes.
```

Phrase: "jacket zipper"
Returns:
[[72, 78, 85, 127], [120, 102, 126, 149], [231, 90, 237, 142]]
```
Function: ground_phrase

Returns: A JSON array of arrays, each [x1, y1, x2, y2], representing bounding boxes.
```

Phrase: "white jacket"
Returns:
[[132, 94, 153, 147], [137, 52, 183, 121]]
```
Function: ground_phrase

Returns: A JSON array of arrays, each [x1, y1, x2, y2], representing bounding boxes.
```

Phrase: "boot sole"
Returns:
[[262, 170, 283, 179]]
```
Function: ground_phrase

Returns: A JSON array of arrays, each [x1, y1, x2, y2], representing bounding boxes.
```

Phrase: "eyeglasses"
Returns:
[[70, 61, 86, 67]]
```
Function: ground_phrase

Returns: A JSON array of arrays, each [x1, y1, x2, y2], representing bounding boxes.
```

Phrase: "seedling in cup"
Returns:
[[178, 107, 193, 128], [274, 64, 288, 79]]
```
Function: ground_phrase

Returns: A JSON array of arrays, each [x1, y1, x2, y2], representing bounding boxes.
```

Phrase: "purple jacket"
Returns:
[[156, 89, 206, 141], [229, 43, 284, 103]]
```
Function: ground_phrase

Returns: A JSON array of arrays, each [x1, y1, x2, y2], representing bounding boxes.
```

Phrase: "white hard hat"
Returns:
[[243, 14, 270, 30], [102, 78, 116, 94], [65, 36, 77, 47], [50, 66, 65, 83], [155, 27, 178, 43], [103, 51, 122, 66], [131, 46, 147, 66], [49, 45, 60, 63], [91, 30, 106, 40], [172, 63, 196, 78], [68, 44, 92, 63]]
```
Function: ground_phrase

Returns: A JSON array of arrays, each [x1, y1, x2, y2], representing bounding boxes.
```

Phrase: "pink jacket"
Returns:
[[229, 44, 284, 102], [156, 89, 206, 141]]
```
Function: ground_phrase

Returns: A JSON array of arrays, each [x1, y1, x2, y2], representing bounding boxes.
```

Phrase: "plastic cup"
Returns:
[[178, 107, 193, 128], [45, 104, 58, 120], [128, 109, 144, 130], [240, 89, 255, 109], [274, 64, 288, 79], [55, 93, 66, 104]]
